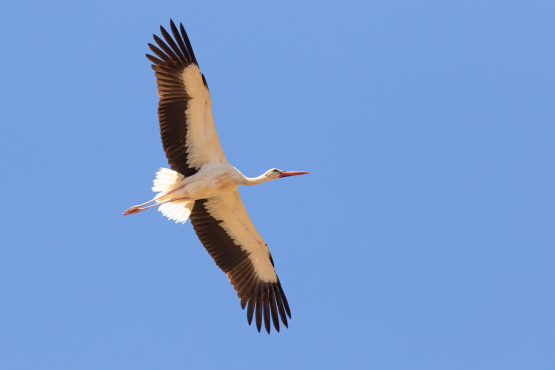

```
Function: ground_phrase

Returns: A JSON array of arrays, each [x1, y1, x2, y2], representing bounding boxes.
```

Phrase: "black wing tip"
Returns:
[[246, 299, 255, 326], [179, 22, 199, 66], [145, 53, 163, 65], [241, 282, 290, 334], [148, 20, 200, 68], [277, 280, 292, 319], [240, 297, 248, 310]]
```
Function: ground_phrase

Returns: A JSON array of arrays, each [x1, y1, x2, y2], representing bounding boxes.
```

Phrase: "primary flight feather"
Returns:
[[124, 20, 308, 334]]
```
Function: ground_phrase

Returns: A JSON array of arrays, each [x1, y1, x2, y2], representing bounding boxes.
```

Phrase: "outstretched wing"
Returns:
[[146, 20, 227, 178], [189, 190, 291, 334]]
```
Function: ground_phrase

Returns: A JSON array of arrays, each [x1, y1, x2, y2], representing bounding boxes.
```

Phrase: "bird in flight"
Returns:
[[123, 20, 308, 334]]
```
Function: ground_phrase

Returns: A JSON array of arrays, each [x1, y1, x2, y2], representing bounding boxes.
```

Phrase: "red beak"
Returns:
[[280, 171, 310, 178]]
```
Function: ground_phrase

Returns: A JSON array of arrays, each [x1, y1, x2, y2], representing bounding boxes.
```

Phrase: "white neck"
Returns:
[[240, 173, 273, 186]]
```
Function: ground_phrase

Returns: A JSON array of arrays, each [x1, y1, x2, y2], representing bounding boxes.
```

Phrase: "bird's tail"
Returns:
[[152, 168, 195, 224]]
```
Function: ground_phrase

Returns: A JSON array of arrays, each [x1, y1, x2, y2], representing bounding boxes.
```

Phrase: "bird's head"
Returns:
[[263, 168, 309, 181]]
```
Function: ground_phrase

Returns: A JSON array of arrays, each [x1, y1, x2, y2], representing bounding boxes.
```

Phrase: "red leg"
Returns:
[[123, 197, 190, 216]]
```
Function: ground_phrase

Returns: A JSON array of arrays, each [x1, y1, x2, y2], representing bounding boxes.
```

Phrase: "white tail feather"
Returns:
[[152, 167, 184, 193], [152, 168, 194, 223], [159, 200, 195, 223]]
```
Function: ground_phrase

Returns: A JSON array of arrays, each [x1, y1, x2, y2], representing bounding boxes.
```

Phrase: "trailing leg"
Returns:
[[123, 197, 189, 216]]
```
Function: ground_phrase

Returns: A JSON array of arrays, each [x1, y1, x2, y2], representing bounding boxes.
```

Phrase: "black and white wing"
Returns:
[[190, 190, 291, 333], [146, 20, 227, 178]]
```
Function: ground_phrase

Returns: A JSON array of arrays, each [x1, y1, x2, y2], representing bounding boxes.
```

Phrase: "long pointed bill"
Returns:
[[280, 171, 310, 178]]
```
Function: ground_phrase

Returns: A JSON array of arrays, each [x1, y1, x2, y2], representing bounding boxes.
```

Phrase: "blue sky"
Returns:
[[1, 1, 554, 369]]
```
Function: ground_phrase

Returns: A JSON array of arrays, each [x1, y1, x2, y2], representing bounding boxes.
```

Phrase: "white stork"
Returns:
[[123, 20, 308, 334]]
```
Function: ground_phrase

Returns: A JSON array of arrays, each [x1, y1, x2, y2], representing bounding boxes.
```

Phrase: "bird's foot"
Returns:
[[123, 206, 143, 216]]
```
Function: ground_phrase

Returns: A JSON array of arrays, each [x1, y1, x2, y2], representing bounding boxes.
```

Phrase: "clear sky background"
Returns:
[[1, 1, 554, 369]]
